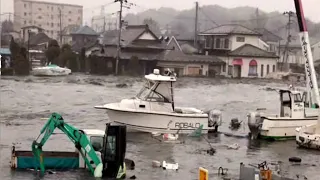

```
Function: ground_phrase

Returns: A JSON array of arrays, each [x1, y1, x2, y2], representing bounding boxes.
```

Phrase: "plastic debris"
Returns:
[[227, 143, 240, 150], [152, 160, 161, 167], [163, 133, 178, 141], [162, 161, 178, 170]]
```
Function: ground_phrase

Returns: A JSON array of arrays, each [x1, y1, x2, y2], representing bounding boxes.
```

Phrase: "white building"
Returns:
[[198, 24, 279, 78], [13, 0, 83, 41], [312, 40, 320, 62], [91, 15, 117, 33]]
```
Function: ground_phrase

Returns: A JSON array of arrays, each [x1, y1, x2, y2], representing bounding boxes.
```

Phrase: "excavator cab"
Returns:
[[101, 123, 127, 178]]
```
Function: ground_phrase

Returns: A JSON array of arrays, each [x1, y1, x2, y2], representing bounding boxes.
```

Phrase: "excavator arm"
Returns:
[[31, 112, 103, 177]]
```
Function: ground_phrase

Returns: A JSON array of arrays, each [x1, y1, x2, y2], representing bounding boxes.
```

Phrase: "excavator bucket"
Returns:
[[31, 141, 45, 175]]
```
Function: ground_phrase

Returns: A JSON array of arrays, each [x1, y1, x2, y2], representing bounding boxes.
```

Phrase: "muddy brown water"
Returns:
[[1, 74, 320, 180]]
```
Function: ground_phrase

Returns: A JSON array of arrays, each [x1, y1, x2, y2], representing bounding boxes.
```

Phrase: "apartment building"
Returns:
[[13, 0, 83, 41]]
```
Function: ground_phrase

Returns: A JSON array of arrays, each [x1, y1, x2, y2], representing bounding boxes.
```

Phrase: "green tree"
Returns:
[[143, 18, 161, 35], [45, 40, 60, 65]]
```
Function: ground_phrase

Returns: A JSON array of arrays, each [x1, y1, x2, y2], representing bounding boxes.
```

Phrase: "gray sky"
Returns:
[[1, 0, 319, 23]]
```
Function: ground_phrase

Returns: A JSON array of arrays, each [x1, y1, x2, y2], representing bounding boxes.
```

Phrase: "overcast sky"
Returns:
[[1, 0, 319, 23]]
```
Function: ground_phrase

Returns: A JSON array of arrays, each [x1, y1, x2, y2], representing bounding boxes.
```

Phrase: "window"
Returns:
[[38, 16, 42, 19], [228, 65, 232, 75], [24, 12, 27, 16], [24, 4, 27, 8], [51, 7, 53, 11], [51, 15, 53, 19], [273, 65, 276, 72], [38, 8, 42, 11], [69, 11, 72, 14], [267, 64, 270, 74], [51, 23, 54, 27], [248, 60, 258, 76], [78, 17, 81, 21], [260, 64, 264, 77], [224, 39, 229, 49], [69, 19, 72, 22], [236, 37, 245, 42], [105, 136, 116, 161], [90, 136, 103, 151], [215, 38, 221, 48], [24, 20, 27, 25]]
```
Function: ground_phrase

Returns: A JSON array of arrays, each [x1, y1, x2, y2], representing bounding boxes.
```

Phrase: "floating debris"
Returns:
[[227, 143, 240, 150], [229, 118, 242, 130], [116, 83, 128, 88], [162, 161, 178, 170]]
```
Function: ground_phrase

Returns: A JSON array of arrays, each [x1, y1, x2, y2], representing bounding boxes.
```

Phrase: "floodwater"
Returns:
[[0, 74, 320, 180]]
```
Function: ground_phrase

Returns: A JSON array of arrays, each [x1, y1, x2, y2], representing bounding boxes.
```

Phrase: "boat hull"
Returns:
[[105, 108, 214, 134], [296, 124, 320, 150], [32, 67, 71, 76], [259, 116, 318, 140]]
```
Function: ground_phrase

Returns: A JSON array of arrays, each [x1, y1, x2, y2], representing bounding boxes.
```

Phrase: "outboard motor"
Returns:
[[208, 109, 222, 133], [247, 112, 263, 140]]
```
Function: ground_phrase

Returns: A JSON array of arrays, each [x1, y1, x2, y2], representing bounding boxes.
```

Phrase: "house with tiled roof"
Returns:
[[61, 24, 81, 45], [198, 24, 279, 78], [70, 25, 99, 53], [86, 24, 224, 76]]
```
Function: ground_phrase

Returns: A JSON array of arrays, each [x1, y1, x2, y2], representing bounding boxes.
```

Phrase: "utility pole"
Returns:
[[103, 16, 106, 33], [280, 11, 295, 72], [59, 7, 62, 45], [194, 1, 199, 48], [114, 0, 127, 75]]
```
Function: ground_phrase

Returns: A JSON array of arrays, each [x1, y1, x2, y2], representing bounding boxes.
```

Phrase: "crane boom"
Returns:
[[31, 112, 103, 177]]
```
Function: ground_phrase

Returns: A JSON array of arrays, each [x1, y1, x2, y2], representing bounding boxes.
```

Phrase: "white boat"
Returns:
[[247, 88, 318, 140], [95, 69, 222, 134], [32, 64, 71, 76], [295, 0, 320, 150]]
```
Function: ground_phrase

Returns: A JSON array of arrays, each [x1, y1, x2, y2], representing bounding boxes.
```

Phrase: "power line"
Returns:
[[198, 7, 219, 27]]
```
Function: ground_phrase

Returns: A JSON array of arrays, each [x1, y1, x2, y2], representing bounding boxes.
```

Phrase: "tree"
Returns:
[[9, 38, 29, 75], [143, 18, 161, 35], [59, 44, 78, 71], [45, 40, 60, 65]]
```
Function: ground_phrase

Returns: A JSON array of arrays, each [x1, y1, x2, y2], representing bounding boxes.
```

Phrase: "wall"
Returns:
[[224, 57, 277, 78], [230, 35, 260, 50], [14, 0, 83, 40], [157, 61, 209, 76]]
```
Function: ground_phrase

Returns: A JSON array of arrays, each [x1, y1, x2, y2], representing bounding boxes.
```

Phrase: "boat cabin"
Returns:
[[279, 89, 305, 118], [135, 69, 177, 112]]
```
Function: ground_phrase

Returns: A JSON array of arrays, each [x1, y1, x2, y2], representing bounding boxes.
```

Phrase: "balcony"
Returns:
[[201, 36, 231, 50]]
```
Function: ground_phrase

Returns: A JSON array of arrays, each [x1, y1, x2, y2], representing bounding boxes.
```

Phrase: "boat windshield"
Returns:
[[136, 80, 172, 103]]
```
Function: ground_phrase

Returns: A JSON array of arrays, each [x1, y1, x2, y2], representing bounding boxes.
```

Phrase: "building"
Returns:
[[198, 24, 279, 78], [13, 0, 83, 41], [70, 25, 99, 53], [86, 24, 224, 76], [312, 40, 320, 62]]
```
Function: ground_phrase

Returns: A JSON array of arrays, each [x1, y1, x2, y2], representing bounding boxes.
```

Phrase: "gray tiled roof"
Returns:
[[200, 24, 261, 36], [29, 32, 52, 45], [228, 44, 278, 58], [62, 24, 80, 35], [71, 25, 98, 36], [104, 25, 148, 46], [162, 50, 224, 64], [254, 28, 282, 42]]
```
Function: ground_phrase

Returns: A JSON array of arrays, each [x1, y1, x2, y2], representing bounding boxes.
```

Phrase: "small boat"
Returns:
[[32, 64, 71, 76], [95, 69, 222, 134], [247, 88, 318, 140]]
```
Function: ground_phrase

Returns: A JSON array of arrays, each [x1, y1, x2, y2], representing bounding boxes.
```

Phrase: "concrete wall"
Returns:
[[14, 0, 83, 41], [230, 35, 260, 50]]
